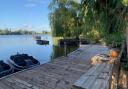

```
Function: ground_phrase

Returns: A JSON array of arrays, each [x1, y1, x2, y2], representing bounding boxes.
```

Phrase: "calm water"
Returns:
[[0, 35, 78, 64]]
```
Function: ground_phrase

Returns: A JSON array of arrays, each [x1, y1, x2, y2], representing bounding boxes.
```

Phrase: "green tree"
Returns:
[[80, 0, 127, 43], [49, 0, 81, 38], [49, 0, 127, 44]]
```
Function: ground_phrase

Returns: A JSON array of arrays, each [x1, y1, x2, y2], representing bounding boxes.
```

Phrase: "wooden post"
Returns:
[[64, 42, 67, 56], [79, 38, 81, 47]]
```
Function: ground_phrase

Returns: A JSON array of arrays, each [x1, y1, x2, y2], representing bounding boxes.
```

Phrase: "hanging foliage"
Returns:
[[49, 0, 127, 44], [81, 0, 127, 44], [49, 0, 81, 38]]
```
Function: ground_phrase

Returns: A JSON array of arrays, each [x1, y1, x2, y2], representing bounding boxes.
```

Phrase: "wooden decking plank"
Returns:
[[0, 81, 14, 89], [48, 62, 90, 73], [73, 65, 100, 87], [2, 78, 29, 89], [38, 63, 84, 76], [82, 64, 108, 88], [91, 79, 105, 89], [53, 58, 88, 65], [73, 63, 113, 89], [12, 74, 58, 89], [52, 60, 87, 68], [91, 73, 110, 89], [13, 78, 40, 89], [82, 75, 98, 89], [30, 75, 59, 89], [74, 63, 106, 88]]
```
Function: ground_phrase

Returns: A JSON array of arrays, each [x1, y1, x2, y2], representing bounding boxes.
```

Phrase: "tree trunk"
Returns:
[[126, 26, 128, 58]]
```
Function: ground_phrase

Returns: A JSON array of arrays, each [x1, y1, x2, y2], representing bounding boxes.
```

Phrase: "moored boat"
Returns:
[[36, 40, 49, 45], [9, 54, 40, 71], [59, 38, 89, 47], [0, 60, 13, 78]]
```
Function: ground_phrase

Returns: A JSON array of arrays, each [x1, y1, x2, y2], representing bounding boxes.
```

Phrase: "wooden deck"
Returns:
[[73, 63, 113, 89], [0, 45, 110, 89]]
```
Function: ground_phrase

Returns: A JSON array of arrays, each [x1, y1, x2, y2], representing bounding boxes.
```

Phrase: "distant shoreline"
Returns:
[[0, 29, 51, 35]]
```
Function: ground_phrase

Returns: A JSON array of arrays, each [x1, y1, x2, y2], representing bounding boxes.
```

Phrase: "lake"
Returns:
[[0, 35, 78, 64]]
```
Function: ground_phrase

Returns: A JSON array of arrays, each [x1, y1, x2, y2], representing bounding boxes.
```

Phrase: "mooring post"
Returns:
[[79, 35, 83, 47], [64, 42, 67, 56], [79, 38, 81, 47]]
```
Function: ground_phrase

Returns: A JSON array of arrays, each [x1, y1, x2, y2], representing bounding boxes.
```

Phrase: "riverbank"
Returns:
[[0, 45, 109, 89]]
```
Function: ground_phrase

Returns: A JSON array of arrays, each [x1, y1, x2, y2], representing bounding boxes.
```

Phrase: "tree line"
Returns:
[[0, 28, 51, 35]]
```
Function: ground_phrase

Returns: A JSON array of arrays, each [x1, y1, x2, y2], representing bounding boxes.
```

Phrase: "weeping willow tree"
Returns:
[[49, 0, 82, 38], [81, 0, 127, 44], [49, 0, 127, 44]]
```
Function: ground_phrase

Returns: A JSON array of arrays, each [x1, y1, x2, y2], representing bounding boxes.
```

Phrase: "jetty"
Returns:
[[0, 45, 118, 89]]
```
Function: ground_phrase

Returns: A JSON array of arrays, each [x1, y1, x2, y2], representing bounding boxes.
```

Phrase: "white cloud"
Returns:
[[26, 0, 45, 4], [24, 0, 47, 8]]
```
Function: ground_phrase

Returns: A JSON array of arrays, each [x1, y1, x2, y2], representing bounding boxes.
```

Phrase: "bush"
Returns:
[[102, 32, 124, 46]]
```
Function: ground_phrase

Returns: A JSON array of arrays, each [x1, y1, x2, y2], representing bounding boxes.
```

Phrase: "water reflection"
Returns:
[[0, 35, 78, 64], [51, 45, 78, 60]]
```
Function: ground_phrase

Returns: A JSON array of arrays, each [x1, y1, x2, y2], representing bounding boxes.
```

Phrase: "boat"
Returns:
[[0, 60, 13, 78], [59, 38, 90, 47], [36, 40, 49, 45], [59, 39, 79, 46], [9, 54, 40, 71]]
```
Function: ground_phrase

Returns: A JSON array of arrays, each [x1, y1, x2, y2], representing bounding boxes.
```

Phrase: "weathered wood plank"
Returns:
[[0, 82, 14, 89], [73, 63, 113, 89]]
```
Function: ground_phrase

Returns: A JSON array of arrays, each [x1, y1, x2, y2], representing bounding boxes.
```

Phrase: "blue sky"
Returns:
[[0, 0, 51, 32]]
